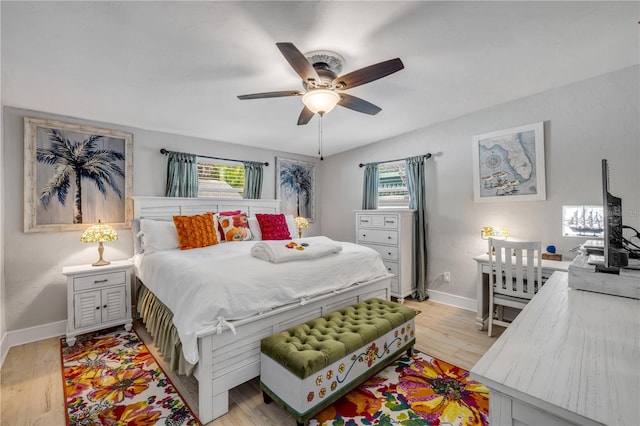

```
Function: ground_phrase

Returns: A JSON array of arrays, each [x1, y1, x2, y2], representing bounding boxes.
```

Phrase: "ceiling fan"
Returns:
[[237, 42, 404, 125]]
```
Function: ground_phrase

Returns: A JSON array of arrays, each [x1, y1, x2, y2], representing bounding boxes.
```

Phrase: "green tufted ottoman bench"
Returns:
[[260, 298, 416, 425]]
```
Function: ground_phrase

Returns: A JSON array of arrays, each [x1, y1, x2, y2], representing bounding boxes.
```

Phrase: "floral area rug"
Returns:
[[61, 328, 200, 426], [310, 351, 489, 426]]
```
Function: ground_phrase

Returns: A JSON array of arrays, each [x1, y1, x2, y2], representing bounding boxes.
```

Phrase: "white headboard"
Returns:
[[132, 196, 280, 220]]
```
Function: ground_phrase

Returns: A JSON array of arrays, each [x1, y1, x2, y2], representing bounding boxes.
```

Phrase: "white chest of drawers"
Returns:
[[62, 260, 133, 346], [355, 209, 415, 302]]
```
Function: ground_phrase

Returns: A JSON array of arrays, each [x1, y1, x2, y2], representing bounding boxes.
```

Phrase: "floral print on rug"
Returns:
[[310, 351, 488, 426], [61, 328, 200, 426]]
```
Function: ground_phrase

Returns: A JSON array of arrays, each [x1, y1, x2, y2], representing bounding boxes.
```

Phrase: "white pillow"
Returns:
[[285, 215, 298, 239], [248, 217, 261, 240], [139, 219, 179, 253]]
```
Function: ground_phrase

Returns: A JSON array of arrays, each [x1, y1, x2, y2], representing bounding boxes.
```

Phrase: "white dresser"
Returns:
[[470, 272, 639, 425], [355, 209, 415, 302]]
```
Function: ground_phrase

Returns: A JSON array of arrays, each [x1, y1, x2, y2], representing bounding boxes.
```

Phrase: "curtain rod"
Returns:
[[160, 148, 269, 166], [358, 153, 432, 168]]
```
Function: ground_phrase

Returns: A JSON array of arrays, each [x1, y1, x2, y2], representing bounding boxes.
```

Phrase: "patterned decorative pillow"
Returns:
[[219, 213, 252, 242], [172, 212, 219, 250], [217, 210, 242, 241], [255, 213, 291, 240]]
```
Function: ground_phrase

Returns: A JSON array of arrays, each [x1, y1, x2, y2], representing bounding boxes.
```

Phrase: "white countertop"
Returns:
[[470, 271, 640, 425]]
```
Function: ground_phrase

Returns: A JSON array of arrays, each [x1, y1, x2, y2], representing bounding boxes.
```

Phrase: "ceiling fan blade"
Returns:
[[297, 106, 315, 125], [333, 58, 404, 90], [276, 42, 321, 84], [338, 93, 382, 115], [237, 90, 303, 100]]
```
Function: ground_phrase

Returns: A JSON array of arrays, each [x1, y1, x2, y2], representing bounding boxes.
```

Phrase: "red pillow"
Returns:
[[255, 214, 291, 240], [217, 210, 242, 241]]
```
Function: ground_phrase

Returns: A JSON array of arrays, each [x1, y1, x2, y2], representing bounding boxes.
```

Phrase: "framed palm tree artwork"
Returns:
[[276, 157, 315, 222], [24, 117, 133, 232]]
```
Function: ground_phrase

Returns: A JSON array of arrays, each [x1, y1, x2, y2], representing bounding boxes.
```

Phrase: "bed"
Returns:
[[131, 196, 392, 424]]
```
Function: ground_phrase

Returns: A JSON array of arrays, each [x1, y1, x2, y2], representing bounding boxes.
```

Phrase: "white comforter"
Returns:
[[133, 236, 388, 364]]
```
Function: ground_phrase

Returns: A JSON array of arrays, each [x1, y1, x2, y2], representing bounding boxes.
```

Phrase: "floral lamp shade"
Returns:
[[294, 216, 309, 238], [81, 220, 118, 266], [480, 226, 508, 240]]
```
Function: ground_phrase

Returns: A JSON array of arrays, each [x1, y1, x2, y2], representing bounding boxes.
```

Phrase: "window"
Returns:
[[378, 160, 409, 208], [197, 160, 244, 199]]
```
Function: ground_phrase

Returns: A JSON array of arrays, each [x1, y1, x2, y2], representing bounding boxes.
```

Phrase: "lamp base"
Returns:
[[92, 242, 110, 266]]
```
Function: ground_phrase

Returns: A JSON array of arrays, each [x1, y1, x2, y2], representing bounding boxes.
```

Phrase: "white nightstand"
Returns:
[[62, 259, 133, 346]]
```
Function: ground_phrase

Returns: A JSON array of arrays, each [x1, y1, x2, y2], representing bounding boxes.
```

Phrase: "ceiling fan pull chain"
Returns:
[[318, 114, 324, 161]]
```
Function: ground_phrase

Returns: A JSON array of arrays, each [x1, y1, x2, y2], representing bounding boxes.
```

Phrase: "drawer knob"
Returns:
[[387, 236, 392, 239], [388, 252, 392, 256], [95, 306, 100, 310], [94, 279, 108, 284], [362, 234, 366, 237], [103, 304, 108, 309], [388, 268, 392, 271]]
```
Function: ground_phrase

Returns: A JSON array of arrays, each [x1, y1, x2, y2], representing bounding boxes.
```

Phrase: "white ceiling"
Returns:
[[2, 1, 638, 158]]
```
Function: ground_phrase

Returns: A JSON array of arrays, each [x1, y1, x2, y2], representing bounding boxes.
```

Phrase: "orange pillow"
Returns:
[[172, 212, 219, 250]]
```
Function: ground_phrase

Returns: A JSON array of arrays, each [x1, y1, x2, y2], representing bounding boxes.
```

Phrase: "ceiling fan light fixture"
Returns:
[[302, 89, 340, 115]]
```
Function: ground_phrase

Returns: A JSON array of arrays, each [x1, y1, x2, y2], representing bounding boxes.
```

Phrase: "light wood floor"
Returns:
[[0, 300, 503, 425]]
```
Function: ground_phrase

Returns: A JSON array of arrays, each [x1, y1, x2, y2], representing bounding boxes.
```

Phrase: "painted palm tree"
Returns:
[[280, 162, 312, 217], [36, 129, 125, 224]]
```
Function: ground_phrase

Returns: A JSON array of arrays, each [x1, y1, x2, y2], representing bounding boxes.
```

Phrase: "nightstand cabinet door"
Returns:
[[74, 291, 102, 329], [101, 286, 127, 322], [355, 209, 416, 303], [63, 260, 133, 346]]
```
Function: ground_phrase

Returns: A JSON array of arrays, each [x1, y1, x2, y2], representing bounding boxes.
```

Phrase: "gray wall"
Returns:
[[2, 65, 638, 335], [319, 66, 640, 302], [2, 107, 321, 331]]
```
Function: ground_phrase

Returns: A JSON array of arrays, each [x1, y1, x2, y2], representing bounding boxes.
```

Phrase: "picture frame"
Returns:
[[472, 122, 545, 203], [276, 157, 315, 222], [24, 117, 133, 232], [562, 205, 604, 237]]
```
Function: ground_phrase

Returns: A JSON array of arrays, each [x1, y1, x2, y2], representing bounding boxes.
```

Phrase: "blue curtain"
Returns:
[[405, 155, 428, 301], [243, 161, 264, 199], [362, 163, 379, 209], [165, 152, 198, 197]]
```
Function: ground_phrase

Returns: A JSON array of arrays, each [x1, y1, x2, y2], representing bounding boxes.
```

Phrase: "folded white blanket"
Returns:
[[251, 236, 343, 263]]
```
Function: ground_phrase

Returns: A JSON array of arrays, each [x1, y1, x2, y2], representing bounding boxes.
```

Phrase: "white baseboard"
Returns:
[[0, 320, 66, 369], [426, 289, 476, 312], [0, 293, 477, 369], [0, 332, 8, 369]]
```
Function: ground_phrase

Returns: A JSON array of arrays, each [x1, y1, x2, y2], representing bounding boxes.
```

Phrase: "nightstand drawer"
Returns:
[[73, 271, 126, 292], [358, 229, 398, 245]]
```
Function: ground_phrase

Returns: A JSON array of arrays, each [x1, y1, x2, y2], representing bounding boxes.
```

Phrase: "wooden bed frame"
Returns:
[[131, 196, 392, 423]]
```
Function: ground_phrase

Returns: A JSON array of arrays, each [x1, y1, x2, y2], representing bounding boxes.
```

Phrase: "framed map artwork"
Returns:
[[472, 122, 545, 203]]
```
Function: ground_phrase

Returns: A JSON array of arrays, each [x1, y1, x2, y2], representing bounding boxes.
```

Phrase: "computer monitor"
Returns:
[[601, 159, 628, 271]]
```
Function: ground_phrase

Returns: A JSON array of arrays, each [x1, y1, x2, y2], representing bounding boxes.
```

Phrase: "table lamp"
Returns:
[[481, 226, 508, 240], [81, 220, 118, 266], [294, 216, 309, 238]]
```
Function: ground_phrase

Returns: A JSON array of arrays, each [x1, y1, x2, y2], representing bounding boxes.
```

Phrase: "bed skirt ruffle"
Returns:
[[136, 280, 196, 376]]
